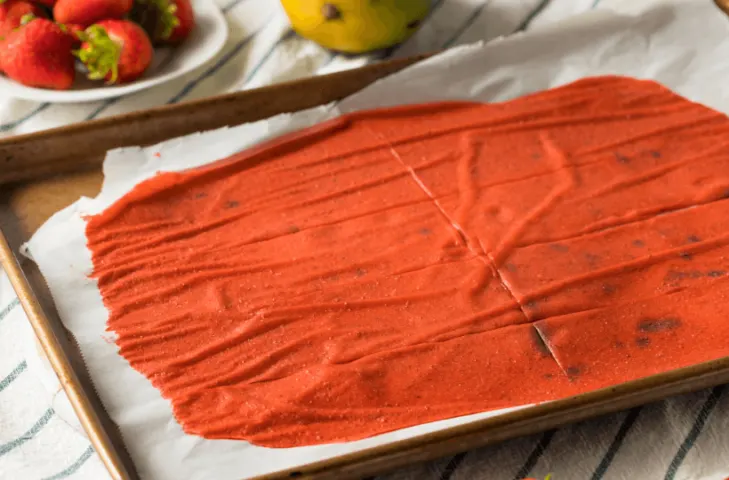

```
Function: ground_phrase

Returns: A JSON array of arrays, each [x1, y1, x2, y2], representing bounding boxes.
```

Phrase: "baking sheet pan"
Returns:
[[0, 55, 427, 480], [4, 2, 729, 478]]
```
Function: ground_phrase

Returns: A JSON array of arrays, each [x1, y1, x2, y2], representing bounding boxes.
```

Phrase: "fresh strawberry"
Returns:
[[61, 22, 84, 46], [129, 0, 177, 45], [75, 20, 153, 84], [167, 0, 193, 44], [0, 0, 45, 40], [53, 0, 133, 28], [130, 0, 194, 45], [0, 17, 75, 89]]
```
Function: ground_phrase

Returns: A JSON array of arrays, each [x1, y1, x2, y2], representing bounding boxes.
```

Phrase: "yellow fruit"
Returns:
[[281, 0, 430, 54]]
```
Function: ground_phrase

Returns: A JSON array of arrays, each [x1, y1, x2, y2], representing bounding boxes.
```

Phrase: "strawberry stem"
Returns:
[[138, 0, 179, 39], [19, 13, 37, 25], [74, 25, 121, 84]]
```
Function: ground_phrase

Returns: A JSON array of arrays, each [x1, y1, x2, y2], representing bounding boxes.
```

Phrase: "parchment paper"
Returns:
[[24, 1, 729, 479]]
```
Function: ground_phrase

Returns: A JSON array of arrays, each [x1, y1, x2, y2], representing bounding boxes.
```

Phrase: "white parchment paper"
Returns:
[[24, 1, 729, 479]]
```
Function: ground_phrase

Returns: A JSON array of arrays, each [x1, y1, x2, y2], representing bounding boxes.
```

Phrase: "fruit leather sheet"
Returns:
[[22, 1, 729, 478]]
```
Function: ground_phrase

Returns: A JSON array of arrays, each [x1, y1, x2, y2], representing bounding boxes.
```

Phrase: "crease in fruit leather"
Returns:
[[21, 3, 729, 479]]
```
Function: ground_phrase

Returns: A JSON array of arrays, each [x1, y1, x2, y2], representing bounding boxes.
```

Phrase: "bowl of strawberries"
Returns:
[[0, 0, 228, 102]]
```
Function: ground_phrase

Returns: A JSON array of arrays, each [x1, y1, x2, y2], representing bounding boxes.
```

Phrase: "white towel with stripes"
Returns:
[[2, 0, 729, 479]]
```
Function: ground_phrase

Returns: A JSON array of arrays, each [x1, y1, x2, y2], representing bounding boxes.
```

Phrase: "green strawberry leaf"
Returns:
[[74, 25, 121, 83], [138, 0, 180, 40], [19, 13, 37, 25]]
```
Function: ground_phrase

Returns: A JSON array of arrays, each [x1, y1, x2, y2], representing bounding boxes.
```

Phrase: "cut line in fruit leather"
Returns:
[[21, 1, 729, 479]]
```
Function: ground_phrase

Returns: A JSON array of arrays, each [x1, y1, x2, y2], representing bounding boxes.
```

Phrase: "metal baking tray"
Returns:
[[2, 51, 729, 480]]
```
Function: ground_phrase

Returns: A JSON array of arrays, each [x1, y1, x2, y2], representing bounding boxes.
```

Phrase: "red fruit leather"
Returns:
[[84, 76, 729, 448]]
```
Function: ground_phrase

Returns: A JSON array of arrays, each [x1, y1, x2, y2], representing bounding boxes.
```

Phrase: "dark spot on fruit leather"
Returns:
[[638, 317, 682, 333], [687, 235, 701, 244], [615, 152, 630, 163]]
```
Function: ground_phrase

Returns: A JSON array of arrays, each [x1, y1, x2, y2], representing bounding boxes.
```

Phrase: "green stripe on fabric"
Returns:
[[221, 0, 252, 13], [665, 386, 725, 480], [42, 446, 95, 480], [590, 407, 642, 480], [440, 452, 467, 480], [0, 408, 55, 456], [515, 0, 552, 32], [0, 104, 50, 132], [512, 430, 557, 480], [240, 29, 297, 89], [0, 298, 20, 324], [0, 361, 27, 393], [164, 19, 273, 105], [442, 0, 489, 48]]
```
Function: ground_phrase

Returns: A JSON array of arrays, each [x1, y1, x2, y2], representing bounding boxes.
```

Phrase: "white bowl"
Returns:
[[0, 0, 229, 103]]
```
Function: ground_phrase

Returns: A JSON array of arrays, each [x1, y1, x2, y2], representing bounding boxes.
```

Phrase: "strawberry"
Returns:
[[58, 21, 84, 46], [75, 20, 153, 84], [166, 0, 194, 44], [130, 0, 194, 45], [0, 0, 45, 40], [53, 0, 133, 28], [0, 17, 75, 89]]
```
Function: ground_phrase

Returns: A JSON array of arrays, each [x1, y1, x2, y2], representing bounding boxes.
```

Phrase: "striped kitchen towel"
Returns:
[[1, 0, 729, 479]]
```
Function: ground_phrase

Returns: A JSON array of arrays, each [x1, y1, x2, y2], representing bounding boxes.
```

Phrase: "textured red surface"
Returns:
[[86, 76, 729, 448]]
